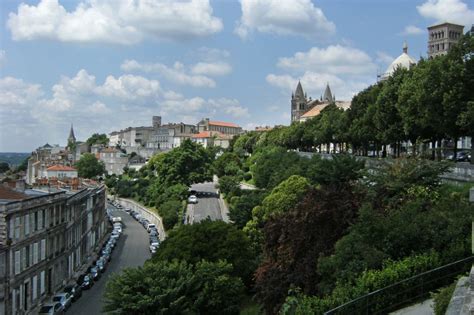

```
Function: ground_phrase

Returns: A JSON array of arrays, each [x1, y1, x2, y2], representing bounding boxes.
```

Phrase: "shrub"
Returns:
[[432, 281, 456, 315]]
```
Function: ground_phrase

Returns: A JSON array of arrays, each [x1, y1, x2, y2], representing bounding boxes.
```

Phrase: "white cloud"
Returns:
[[191, 62, 232, 76], [7, 0, 223, 45], [401, 25, 424, 35], [208, 98, 250, 118], [98, 74, 161, 100], [197, 47, 230, 61], [121, 59, 227, 87], [277, 45, 376, 75], [417, 0, 474, 26], [235, 0, 335, 40], [0, 77, 43, 108]]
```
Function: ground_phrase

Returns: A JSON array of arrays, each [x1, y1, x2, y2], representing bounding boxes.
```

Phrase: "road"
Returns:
[[188, 182, 222, 223], [68, 206, 151, 315]]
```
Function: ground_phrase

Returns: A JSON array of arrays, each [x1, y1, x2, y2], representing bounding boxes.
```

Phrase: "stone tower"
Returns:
[[291, 81, 308, 122], [68, 124, 76, 145], [427, 22, 464, 59], [152, 116, 162, 129], [323, 83, 334, 103]]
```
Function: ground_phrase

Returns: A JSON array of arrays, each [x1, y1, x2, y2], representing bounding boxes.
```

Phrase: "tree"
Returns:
[[103, 259, 244, 315], [255, 184, 361, 313], [0, 162, 9, 173], [218, 175, 241, 197], [214, 152, 242, 177], [158, 200, 182, 230], [86, 133, 109, 146], [229, 190, 268, 229], [152, 220, 256, 285], [75, 153, 106, 178]]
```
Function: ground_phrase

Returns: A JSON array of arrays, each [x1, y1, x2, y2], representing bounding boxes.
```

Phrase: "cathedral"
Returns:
[[291, 81, 350, 122]]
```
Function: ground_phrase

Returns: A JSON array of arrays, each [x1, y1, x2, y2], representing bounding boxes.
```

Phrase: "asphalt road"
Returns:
[[189, 182, 222, 223], [68, 206, 151, 315]]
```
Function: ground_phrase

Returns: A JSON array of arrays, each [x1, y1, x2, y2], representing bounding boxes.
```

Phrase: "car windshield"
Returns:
[[52, 296, 62, 301]]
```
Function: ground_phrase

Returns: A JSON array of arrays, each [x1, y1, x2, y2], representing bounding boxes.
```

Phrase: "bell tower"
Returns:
[[291, 81, 307, 122]]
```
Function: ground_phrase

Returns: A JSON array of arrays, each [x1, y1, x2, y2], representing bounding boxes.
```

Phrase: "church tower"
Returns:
[[67, 123, 77, 150], [291, 81, 308, 122], [323, 83, 334, 103]]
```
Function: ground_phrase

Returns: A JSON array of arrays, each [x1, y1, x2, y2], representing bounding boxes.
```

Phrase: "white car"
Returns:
[[112, 217, 122, 223], [188, 195, 198, 204], [149, 245, 157, 254]]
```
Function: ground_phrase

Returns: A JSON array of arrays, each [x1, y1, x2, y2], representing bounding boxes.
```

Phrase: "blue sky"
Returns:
[[1, 0, 473, 152]]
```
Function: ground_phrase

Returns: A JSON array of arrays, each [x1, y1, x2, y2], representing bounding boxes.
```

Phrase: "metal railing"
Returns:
[[324, 256, 474, 315]]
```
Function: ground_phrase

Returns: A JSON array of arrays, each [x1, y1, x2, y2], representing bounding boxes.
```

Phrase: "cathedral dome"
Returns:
[[381, 42, 416, 80]]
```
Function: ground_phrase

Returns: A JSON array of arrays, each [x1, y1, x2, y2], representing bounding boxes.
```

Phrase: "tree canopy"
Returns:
[[86, 133, 109, 146], [75, 153, 105, 178]]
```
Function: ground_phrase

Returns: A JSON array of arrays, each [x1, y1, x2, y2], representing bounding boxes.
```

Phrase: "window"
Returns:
[[38, 210, 44, 230], [15, 217, 20, 239], [40, 271, 45, 294], [25, 246, 30, 268], [34, 212, 38, 232], [33, 243, 38, 264], [40, 239, 46, 260], [25, 214, 29, 236], [14, 250, 20, 275], [32, 276, 38, 300], [21, 247, 26, 270]]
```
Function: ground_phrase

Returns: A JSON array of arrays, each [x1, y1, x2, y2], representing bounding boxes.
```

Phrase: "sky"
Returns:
[[0, 0, 473, 152]]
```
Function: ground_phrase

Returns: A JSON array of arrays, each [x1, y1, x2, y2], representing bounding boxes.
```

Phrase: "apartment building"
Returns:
[[0, 183, 107, 315]]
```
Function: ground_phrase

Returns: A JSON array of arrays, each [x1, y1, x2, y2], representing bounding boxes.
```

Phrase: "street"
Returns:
[[68, 207, 151, 315], [188, 182, 222, 223]]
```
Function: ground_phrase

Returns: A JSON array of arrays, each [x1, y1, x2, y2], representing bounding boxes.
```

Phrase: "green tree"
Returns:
[[229, 190, 268, 229], [0, 162, 10, 173], [86, 133, 109, 146], [103, 259, 244, 315], [158, 200, 182, 230], [218, 175, 241, 197], [152, 220, 256, 285], [75, 153, 106, 178], [213, 152, 242, 177]]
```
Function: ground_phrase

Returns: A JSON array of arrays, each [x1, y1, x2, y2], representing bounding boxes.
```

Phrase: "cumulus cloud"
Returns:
[[7, 0, 223, 45], [0, 70, 250, 150], [235, 0, 335, 40], [196, 47, 230, 61], [191, 62, 232, 76], [417, 0, 474, 26], [276, 45, 377, 75], [401, 25, 424, 35], [121, 59, 232, 87]]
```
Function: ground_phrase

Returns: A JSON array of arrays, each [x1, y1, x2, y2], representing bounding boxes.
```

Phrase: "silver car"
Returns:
[[39, 302, 65, 315], [52, 292, 73, 310]]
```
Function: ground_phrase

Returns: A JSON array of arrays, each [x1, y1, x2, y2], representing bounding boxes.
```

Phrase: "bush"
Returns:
[[432, 281, 456, 315], [158, 199, 181, 230]]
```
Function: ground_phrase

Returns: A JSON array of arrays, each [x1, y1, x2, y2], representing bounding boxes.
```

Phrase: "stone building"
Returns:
[[379, 42, 417, 81], [0, 183, 107, 314], [98, 147, 129, 175], [427, 22, 464, 58], [290, 81, 350, 122], [148, 123, 196, 151], [196, 118, 242, 135]]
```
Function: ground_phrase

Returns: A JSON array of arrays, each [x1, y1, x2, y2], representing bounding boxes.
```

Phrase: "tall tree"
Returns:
[[86, 133, 109, 146], [75, 153, 106, 178]]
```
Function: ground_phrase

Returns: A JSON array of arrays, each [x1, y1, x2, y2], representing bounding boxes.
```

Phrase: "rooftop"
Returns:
[[208, 121, 240, 128], [46, 165, 77, 171]]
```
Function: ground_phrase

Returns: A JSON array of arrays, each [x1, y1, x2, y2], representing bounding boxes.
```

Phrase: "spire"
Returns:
[[68, 124, 76, 143], [323, 83, 333, 102], [295, 80, 305, 99], [403, 41, 408, 54]]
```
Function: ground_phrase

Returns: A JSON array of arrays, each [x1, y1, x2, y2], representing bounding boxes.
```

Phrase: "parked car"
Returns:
[[114, 225, 122, 233], [149, 230, 158, 237], [146, 223, 156, 232], [90, 267, 100, 281], [39, 303, 64, 315], [96, 259, 106, 273], [149, 245, 157, 254], [52, 292, 73, 311], [150, 241, 160, 248], [79, 274, 92, 290], [112, 216, 122, 223], [188, 195, 198, 204], [456, 151, 471, 162], [63, 284, 82, 302]]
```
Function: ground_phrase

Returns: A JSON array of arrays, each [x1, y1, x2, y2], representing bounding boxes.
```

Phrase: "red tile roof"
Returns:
[[192, 131, 213, 139], [46, 165, 77, 171], [209, 121, 240, 128], [0, 185, 29, 200]]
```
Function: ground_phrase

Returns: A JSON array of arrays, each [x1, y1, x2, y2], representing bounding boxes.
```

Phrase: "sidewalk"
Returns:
[[389, 299, 434, 315]]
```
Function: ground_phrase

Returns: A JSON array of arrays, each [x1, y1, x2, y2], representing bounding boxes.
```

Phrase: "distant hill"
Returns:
[[0, 152, 30, 167]]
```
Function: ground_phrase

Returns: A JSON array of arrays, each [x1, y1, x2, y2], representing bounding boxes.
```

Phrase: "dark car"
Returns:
[[90, 267, 100, 281], [96, 259, 106, 273], [149, 236, 159, 244], [78, 274, 92, 289], [63, 283, 82, 302], [456, 151, 471, 162], [149, 230, 158, 237], [39, 303, 64, 315]]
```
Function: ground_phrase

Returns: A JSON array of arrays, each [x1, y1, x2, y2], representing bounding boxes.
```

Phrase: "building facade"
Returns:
[[197, 118, 242, 135], [0, 184, 107, 315], [427, 22, 464, 58], [98, 148, 129, 175]]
